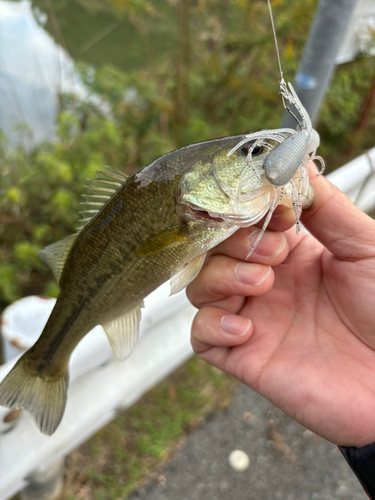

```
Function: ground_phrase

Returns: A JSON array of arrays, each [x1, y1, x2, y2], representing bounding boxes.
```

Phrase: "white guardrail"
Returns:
[[1, 148, 375, 500]]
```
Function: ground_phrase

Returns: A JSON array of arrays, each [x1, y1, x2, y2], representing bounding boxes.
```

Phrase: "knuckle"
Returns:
[[191, 309, 207, 336], [186, 282, 199, 306]]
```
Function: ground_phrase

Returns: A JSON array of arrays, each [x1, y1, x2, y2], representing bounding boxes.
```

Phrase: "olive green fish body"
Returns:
[[31, 138, 246, 375], [36, 190, 232, 374], [1, 134, 264, 434]]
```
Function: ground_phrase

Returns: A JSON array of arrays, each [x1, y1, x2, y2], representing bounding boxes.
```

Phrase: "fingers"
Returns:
[[188, 228, 290, 312], [257, 204, 297, 233], [191, 306, 253, 370], [186, 254, 274, 311], [302, 168, 375, 261], [209, 227, 289, 264]]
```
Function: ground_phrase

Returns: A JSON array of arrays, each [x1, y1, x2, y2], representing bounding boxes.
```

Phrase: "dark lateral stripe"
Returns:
[[42, 299, 86, 362]]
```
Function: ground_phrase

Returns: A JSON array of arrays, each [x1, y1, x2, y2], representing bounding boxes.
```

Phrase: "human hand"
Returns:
[[187, 170, 375, 447]]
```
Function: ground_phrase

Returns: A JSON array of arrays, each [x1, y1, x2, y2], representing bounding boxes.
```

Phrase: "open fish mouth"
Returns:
[[187, 203, 269, 227], [187, 204, 225, 223]]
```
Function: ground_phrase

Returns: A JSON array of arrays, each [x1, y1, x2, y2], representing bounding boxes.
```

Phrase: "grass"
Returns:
[[60, 356, 237, 500]]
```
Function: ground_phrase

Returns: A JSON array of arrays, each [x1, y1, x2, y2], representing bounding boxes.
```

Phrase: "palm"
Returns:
[[223, 231, 375, 446], [189, 175, 375, 447]]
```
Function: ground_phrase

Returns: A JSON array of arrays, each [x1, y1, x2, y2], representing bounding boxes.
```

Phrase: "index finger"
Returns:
[[208, 227, 289, 265]]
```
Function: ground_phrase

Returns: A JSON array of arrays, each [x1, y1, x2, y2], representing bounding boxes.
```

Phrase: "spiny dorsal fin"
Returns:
[[102, 301, 143, 361], [170, 253, 206, 296], [79, 166, 131, 230], [39, 234, 77, 283]]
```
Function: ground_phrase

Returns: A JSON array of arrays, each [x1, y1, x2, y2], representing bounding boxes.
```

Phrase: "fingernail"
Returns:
[[221, 315, 251, 336], [301, 183, 315, 210], [248, 230, 286, 258], [235, 263, 271, 286]]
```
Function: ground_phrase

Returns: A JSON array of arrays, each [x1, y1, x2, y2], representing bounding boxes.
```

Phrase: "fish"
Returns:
[[0, 133, 313, 436], [0, 0, 321, 437]]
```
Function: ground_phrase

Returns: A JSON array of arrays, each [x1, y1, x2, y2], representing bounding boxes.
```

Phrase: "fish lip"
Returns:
[[222, 211, 267, 227], [186, 204, 226, 223], [185, 202, 268, 228]]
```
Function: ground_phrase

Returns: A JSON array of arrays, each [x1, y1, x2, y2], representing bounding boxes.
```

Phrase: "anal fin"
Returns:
[[102, 301, 144, 361], [170, 253, 206, 296]]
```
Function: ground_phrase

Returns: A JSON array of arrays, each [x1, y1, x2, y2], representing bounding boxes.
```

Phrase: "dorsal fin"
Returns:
[[79, 166, 130, 230], [39, 166, 130, 281], [39, 234, 77, 283]]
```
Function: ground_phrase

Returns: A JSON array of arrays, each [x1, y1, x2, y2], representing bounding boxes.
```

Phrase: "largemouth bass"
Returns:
[[0, 134, 312, 435]]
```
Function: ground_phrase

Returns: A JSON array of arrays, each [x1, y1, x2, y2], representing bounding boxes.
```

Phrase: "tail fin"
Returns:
[[0, 354, 69, 435]]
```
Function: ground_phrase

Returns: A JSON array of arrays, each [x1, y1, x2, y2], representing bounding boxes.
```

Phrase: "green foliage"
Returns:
[[319, 56, 375, 166], [1, 0, 374, 310]]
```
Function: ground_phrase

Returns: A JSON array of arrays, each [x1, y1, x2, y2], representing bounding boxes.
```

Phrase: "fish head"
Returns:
[[180, 138, 275, 227]]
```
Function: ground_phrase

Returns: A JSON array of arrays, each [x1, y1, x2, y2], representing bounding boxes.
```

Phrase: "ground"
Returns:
[[128, 384, 366, 500]]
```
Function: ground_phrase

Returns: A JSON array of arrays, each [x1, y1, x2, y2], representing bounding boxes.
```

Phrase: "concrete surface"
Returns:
[[129, 384, 366, 500]]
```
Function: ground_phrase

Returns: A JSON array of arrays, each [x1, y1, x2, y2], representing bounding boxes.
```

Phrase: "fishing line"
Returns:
[[267, 0, 302, 126], [267, 0, 284, 82]]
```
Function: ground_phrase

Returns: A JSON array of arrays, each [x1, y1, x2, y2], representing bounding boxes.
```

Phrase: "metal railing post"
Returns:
[[282, 0, 358, 128]]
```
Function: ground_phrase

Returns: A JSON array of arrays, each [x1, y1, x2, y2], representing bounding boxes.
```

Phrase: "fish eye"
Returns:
[[241, 143, 264, 156], [252, 146, 263, 156]]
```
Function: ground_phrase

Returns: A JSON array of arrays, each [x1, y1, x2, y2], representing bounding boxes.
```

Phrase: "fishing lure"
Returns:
[[227, 0, 325, 256]]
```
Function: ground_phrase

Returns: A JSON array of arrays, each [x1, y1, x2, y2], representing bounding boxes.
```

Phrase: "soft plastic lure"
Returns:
[[227, 0, 325, 256]]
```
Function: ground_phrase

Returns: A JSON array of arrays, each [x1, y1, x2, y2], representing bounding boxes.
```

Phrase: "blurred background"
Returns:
[[0, 0, 374, 498]]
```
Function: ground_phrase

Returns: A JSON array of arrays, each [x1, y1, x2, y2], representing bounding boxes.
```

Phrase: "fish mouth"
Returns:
[[187, 205, 225, 223], [186, 203, 269, 227]]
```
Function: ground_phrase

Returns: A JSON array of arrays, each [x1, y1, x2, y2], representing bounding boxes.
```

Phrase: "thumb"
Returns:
[[301, 169, 375, 261]]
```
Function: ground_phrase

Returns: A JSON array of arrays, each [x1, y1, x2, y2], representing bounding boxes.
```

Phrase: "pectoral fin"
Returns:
[[170, 253, 206, 296], [102, 301, 144, 361], [134, 226, 189, 258], [39, 234, 77, 283]]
